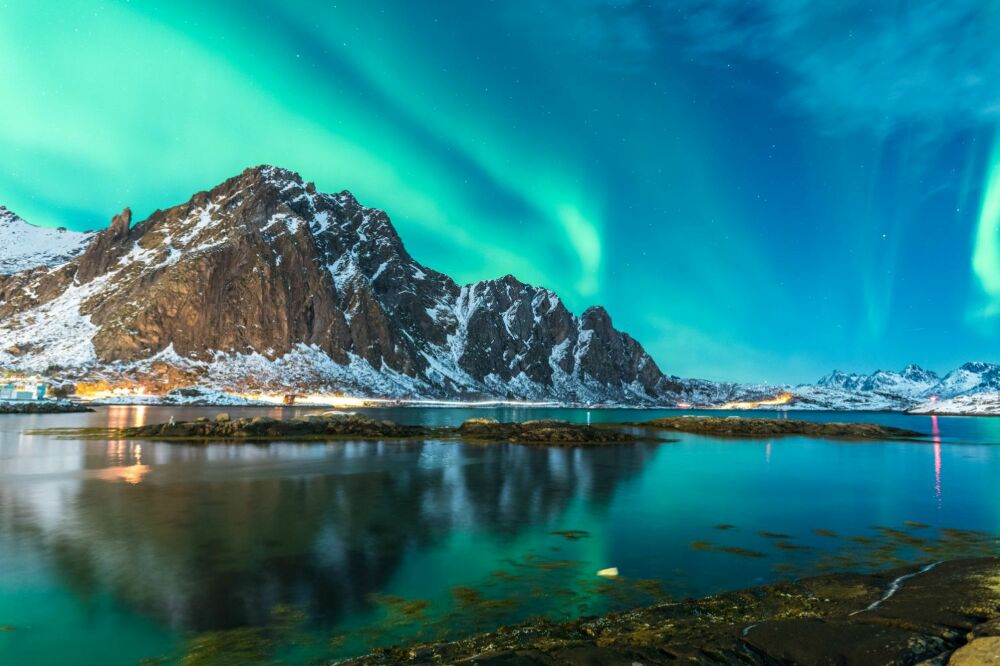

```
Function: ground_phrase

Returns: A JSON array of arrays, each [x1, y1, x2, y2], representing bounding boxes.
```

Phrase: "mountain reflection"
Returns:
[[0, 436, 655, 632]]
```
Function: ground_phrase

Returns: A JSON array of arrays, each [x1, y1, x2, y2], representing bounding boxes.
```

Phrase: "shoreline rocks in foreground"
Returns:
[[639, 415, 923, 439], [0, 400, 94, 414], [340, 557, 1000, 665]]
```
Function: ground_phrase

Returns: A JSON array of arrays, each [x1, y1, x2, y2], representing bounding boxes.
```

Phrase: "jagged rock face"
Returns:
[[0, 166, 673, 403]]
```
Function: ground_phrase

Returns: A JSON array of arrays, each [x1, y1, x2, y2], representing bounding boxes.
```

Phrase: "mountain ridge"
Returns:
[[3, 166, 1000, 411]]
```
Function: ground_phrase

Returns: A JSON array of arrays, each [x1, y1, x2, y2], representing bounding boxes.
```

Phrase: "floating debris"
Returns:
[[549, 530, 591, 541], [718, 546, 768, 559]]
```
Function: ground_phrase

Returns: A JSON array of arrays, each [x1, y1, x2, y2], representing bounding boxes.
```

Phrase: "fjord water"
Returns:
[[1, 407, 999, 664]]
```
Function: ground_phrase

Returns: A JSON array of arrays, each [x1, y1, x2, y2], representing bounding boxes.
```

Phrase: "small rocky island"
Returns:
[[0, 400, 93, 414], [343, 557, 1000, 665], [639, 416, 922, 440]]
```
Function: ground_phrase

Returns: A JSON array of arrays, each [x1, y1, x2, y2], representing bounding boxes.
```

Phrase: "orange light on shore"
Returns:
[[75, 382, 148, 400], [717, 392, 794, 410]]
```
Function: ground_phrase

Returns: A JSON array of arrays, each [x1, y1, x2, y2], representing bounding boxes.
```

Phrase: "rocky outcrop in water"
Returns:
[[640, 416, 923, 439], [122, 412, 424, 440], [457, 417, 648, 445]]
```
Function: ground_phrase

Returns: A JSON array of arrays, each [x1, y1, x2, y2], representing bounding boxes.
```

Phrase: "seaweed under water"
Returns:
[[160, 522, 998, 664]]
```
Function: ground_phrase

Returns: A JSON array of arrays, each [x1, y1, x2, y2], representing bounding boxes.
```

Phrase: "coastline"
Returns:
[[30, 413, 923, 445], [0, 400, 94, 414], [337, 557, 1000, 665]]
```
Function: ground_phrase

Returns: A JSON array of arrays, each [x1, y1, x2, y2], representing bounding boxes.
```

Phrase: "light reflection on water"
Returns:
[[0, 406, 998, 664]]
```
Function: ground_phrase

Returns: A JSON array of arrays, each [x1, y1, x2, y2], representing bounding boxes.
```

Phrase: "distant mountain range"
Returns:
[[784, 362, 1000, 412], [0, 167, 997, 413]]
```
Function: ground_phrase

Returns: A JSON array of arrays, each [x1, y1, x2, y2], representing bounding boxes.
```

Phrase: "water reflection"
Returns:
[[95, 441, 149, 484], [932, 415, 942, 506], [5, 406, 1000, 666], [0, 435, 655, 633]]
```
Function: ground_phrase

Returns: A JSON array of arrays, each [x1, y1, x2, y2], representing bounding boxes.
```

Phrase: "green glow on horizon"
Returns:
[[971, 131, 1000, 318]]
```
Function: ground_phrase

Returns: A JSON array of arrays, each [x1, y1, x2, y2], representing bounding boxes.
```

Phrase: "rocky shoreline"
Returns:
[[71, 413, 665, 446], [340, 557, 1000, 665], [0, 400, 94, 414], [35, 414, 927, 445], [637, 415, 923, 439]]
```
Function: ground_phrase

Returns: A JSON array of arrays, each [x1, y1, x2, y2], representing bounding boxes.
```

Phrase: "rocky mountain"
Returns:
[[0, 166, 680, 404], [0, 206, 95, 275], [5, 167, 1000, 410]]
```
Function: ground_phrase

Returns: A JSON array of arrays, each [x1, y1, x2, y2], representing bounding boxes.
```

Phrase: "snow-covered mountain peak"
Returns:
[[932, 362, 1000, 398], [900, 363, 936, 382], [0, 206, 96, 275]]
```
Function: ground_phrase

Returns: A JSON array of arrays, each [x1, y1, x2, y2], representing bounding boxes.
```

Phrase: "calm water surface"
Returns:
[[1, 406, 999, 664]]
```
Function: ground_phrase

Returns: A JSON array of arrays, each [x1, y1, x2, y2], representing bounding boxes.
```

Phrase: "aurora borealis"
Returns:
[[3, 1, 1000, 382]]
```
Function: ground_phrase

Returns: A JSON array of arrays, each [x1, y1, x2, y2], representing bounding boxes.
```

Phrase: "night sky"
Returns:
[[3, 1, 999, 383]]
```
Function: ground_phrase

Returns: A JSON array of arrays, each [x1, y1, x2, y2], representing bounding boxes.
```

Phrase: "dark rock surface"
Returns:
[[640, 416, 923, 439], [340, 557, 1000, 665], [457, 417, 655, 445], [122, 412, 425, 440]]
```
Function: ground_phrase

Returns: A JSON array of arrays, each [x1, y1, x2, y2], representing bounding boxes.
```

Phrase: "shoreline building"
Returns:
[[0, 382, 47, 401]]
